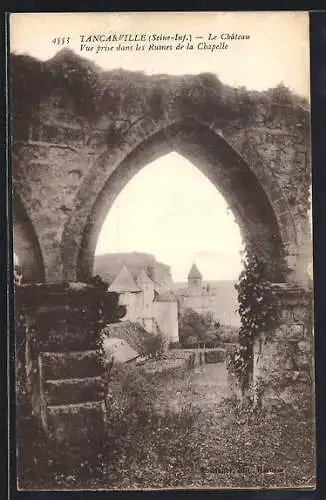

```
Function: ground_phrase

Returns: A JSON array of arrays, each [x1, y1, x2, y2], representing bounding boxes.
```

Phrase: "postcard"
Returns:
[[9, 11, 315, 490]]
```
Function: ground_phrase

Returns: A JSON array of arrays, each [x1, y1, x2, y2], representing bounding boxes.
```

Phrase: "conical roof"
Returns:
[[188, 262, 202, 280], [108, 265, 141, 293], [137, 268, 162, 293], [136, 269, 156, 286]]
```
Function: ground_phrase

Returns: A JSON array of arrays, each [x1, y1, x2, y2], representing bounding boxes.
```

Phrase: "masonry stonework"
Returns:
[[11, 50, 313, 438], [12, 50, 311, 287], [253, 284, 314, 406], [15, 283, 109, 443]]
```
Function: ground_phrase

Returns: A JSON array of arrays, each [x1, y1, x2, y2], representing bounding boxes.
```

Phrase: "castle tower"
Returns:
[[108, 265, 141, 321], [188, 262, 202, 289]]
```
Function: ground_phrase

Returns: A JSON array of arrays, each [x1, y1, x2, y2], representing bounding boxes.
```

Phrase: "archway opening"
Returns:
[[95, 152, 244, 280], [94, 152, 243, 331], [13, 252, 23, 285], [12, 192, 45, 283]]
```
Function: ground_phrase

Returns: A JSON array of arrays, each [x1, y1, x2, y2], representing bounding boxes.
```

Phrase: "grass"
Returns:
[[18, 362, 315, 490]]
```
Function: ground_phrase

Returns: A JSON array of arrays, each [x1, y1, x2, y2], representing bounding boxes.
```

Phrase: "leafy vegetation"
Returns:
[[178, 308, 221, 347], [227, 248, 280, 400], [11, 50, 309, 131], [141, 330, 166, 359]]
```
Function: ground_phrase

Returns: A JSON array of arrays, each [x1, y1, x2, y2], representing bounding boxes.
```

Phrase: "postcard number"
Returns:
[[52, 37, 70, 46]]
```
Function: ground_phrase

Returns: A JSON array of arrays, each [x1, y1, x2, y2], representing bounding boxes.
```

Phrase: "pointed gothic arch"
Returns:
[[12, 191, 45, 283], [61, 116, 297, 284]]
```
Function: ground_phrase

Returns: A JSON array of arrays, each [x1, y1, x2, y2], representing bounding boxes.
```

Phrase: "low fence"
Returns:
[[180, 348, 226, 366], [142, 351, 196, 379], [107, 347, 228, 384], [141, 348, 227, 379]]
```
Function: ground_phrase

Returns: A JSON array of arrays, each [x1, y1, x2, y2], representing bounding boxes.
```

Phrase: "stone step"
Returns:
[[40, 331, 99, 352], [47, 401, 107, 443], [41, 350, 103, 380], [44, 376, 105, 406]]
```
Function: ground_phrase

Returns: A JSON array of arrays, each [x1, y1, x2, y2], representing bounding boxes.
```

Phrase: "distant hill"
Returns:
[[94, 252, 173, 288]]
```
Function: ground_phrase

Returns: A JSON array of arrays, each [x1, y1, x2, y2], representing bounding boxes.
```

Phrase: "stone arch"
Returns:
[[12, 191, 45, 283], [61, 116, 298, 283]]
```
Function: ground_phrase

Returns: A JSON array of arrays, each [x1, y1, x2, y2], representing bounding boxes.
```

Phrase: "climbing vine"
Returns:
[[227, 247, 280, 401]]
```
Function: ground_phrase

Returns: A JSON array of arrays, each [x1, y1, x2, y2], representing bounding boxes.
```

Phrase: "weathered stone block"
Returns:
[[298, 340, 311, 353], [41, 350, 102, 380], [44, 376, 105, 406], [47, 401, 107, 443], [287, 324, 305, 339], [253, 283, 314, 407], [274, 323, 304, 341]]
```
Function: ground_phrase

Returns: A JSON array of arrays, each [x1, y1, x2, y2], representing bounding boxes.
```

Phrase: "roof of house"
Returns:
[[108, 265, 141, 293], [136, 268, 162, 292], [188, 263, 202, 280], [94, 252, 173, 288], [102, 320, 149, 354], [102, 336, 139, 363], [137, 268, 156, 286]]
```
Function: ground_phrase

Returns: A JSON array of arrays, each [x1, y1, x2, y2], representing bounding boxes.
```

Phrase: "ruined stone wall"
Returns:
[[11, 50, 311, 287], [15, 282, 120, 442], [253, 284, 314, 407], [11, 50, 314, 437]]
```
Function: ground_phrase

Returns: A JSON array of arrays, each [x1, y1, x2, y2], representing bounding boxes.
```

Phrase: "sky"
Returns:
[[10, 12, 310, 282], [95, 153, 244, 281]]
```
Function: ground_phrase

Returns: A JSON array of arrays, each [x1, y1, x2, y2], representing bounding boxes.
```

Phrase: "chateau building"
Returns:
[[175, 263, 240, 326], [108, 265, 179, 343]]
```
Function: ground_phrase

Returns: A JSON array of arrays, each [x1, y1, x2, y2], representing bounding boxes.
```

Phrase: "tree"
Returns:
[[178, 308, 220, 347], [142, 331, 165, 359], [183, 335, 198, 348], [201, 325, 221, 347], [87, 275, 127, 325]]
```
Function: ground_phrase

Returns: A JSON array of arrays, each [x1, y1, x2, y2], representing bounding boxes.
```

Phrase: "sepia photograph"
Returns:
[[10, 11, 315, 490]]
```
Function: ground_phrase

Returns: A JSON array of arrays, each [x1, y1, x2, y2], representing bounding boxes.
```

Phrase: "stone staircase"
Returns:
[[15, 282, 124, 444], [39, 350, 107, 443]]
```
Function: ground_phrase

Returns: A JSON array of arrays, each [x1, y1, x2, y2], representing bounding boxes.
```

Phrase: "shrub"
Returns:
[[105, 362, 156, 419], [183, 335, 198, 348], [142, 331, 166, 359], [219, 325, 239, 344]]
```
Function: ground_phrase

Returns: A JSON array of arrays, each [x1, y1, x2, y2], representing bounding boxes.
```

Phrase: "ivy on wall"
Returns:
[[227, 246, 280, 402]]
